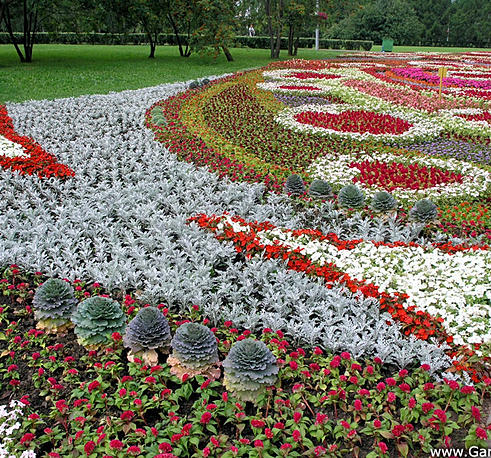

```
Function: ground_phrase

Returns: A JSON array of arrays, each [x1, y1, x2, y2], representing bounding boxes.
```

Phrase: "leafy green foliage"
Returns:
[[170, 322, 218, 369], [409, 198, 438, 223], [223, 338, 278, 402], [123, 306, 171, 352], [284, 174, 305, 195], [32, 278, 77, 326], [338, 184, 365, 209], [72, 296, 126, 348], [370, 191, 398, 212]]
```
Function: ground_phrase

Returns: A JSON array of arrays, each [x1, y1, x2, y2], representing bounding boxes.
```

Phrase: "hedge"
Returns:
[[0, 32, 373, 51]]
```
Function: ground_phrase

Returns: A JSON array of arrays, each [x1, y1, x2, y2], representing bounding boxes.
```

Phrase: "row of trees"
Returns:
[[1, 0, 489, 63]]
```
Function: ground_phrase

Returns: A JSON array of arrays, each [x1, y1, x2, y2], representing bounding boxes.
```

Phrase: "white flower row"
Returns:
[[275, 103, 443, 143], [0, 135, 28, 158], [307, 150, 490, 203]]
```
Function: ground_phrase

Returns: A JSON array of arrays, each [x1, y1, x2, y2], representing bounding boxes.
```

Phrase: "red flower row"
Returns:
[[350, 159, 463, 191], [0, 105, 74, 179], [278, 85, 322, 91], [287, 72, 341, 80], [456, 112, 491, 124], [294, 110, 413, 135]]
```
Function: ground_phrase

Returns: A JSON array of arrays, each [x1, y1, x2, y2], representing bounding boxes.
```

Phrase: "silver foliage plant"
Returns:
[[0, 77, 459, 376], [223, 338, 278, 402]]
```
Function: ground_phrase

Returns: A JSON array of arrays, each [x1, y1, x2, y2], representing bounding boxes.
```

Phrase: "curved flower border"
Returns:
[[308, 151, 490, 203], [276, 103, 444, 142]]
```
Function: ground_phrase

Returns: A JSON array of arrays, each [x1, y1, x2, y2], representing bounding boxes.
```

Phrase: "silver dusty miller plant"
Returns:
[[223, 338, 278, 403], [168, 322, 220, 380], [32, 278, 77, 333], [123, 306, 171, 365]]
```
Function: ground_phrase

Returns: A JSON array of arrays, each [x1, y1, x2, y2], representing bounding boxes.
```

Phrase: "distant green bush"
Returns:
[[0, 32, 373, 51]]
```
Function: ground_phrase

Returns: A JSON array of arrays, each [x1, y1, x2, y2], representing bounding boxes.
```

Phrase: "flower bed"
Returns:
[[0, 266, 489, 458], [0, 52, 490, 457]]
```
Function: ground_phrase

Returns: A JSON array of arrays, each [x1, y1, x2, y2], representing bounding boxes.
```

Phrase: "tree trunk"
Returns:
[[272, 0, 283, 59], [265, 0, 275, 58], [147, 31, 156, 58], [221, 45, 233, 61], [293, 35, 299, 56], [3, 3, 26, 62], [287, 24, 294, 56]]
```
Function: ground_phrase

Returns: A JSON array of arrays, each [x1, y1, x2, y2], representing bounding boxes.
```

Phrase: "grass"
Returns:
[[1, 44, 489, 103], [0, 44, 342, 103], [379, 45, 491, 53]]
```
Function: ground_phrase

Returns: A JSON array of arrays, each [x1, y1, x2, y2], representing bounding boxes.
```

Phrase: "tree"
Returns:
[[190, 0, 236, 61], [165, 0, 198, 57], [265, 0, 284, 58], [448, 0, 491, 47], [1, 0, 61, 62]]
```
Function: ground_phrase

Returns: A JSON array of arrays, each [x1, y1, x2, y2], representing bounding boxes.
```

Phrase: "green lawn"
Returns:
[[1, 43, 489, 103], [0, 44, 342, 103], [379, 45, 491, 53]]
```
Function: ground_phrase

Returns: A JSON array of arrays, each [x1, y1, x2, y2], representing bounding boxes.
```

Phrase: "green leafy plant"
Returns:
[[371, 191, 398, 213], [409, 198, 438, 223], [309, 179, 332, 199], [32, 278, 77, 333], [71, 296, 126, 349], [223, 338, 278, 403], [284, 174, 306, 195], [167, 322, 219, 380], [123, 306, 171, 366], [338, 184, 365, 209]]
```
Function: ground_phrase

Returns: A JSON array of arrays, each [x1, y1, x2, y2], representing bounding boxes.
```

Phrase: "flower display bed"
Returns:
[[0, 52, 490, 457]]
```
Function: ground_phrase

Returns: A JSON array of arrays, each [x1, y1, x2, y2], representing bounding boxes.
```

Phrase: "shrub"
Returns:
[[371, 191, 398, 212], [409, 199, 438, 223], [167, 323, 219, 380], [309, 179, 332, 199], [284, 174, 305, 196], [338, 184, 365, 209], [72, 297, 126, 349], [32, 278, 77, 332], [223, 338, 278, 402]]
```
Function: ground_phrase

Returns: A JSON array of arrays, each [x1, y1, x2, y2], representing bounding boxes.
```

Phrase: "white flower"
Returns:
[[0, 135, 28, 158]]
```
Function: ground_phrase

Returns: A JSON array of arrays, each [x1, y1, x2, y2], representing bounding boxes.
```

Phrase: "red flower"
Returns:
[[127, 446, 141, 456], [471, 406, 481, 422], [254, 440, 264, 448], [293, 411, 302, 423], [87, 380, 100, 393], [292, 429, 302, 442], [378, 441, 388, 454], [354, 399, 362, 411], [84, 441, 96, 456], [120, 410, 135, 421], [200, 412, 212, 424], [476, 427, 488, 440], [20, 433, 35, 445], [251, 419, 265, 429], [373, 419, 382, 428], [109, 440, 124, 450]]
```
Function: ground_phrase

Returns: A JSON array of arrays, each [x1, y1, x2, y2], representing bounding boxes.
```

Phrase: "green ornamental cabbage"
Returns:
[[72, 296, 126, 349], [409, 198, 438, 223], [309, 179, 332, 199], [338, 184, 365, 209], [32, 278, 77, 332], [284, 174, 306, 196], [223, 338, 278, 402], [370, 191, 398, 212]]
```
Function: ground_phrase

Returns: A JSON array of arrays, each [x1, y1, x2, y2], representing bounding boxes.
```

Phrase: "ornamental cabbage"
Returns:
[[167, 322, 219, 380], [284, 174, 305, 196], [72, 296, 126, 349], [370, 191, 398, 213], [338, 184, 365, 209], [223, 338, 278, 402], [123, 306, 171, 365], [309, 179, 332, 199], [32, 278, 77, 332], [409, 198, 438, 223]]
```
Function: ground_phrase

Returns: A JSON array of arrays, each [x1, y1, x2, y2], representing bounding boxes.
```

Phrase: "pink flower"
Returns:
[[109, 440, 124, 450], [127, 445, 141, 455], [476, 427, 488, 440], [378, 441, 388, 454], [292, 429, 302, 442], [354, 399, 362, 411], [340, 352, 350, 360], [387, 392, 396, 403], [200, 412, 212, 424], [84, 441, 95, 456], [293, 411, 302, 423]]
